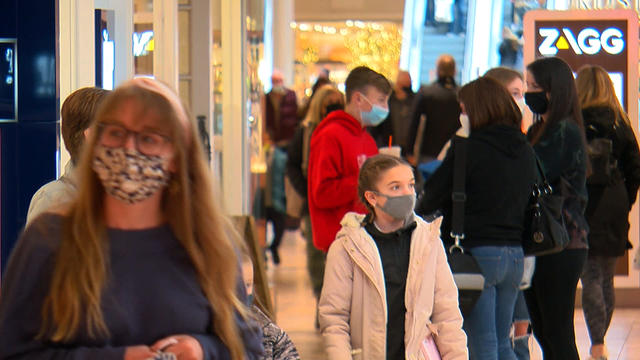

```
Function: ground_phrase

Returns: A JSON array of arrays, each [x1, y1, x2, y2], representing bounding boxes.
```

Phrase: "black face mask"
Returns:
[[402, 86, 414, 94], [524, 91, 549, 115], [325, 102, 344, 116]]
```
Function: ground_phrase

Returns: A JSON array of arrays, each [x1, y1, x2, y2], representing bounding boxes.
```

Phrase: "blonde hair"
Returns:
[[40, 79, 248, 360], [303, 84, 344, 126], [576, 65, 629, 126]]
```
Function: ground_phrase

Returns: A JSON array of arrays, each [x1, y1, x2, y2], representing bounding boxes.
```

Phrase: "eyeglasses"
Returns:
[[96, 123, 171, 156]]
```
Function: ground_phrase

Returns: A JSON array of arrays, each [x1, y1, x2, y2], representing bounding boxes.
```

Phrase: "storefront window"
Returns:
[[133, 0, 153, 76]]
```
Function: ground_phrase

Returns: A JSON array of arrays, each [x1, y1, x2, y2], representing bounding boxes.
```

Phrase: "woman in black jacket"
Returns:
[[575, 65, 640, 360], [417, 77, 538, 359], [524, 57, 589, 360]]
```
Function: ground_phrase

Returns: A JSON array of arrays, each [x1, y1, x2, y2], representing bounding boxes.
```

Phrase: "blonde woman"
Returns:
[[576, 65, 640, 360], [0, 78, 262, 360], [286, 84, 344, 302]]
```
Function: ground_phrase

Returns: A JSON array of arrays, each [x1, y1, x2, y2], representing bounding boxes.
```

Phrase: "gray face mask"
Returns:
[[374, 192, 416, 220]]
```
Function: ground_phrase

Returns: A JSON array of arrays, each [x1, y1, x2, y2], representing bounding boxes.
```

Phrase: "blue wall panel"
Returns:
[[0, 0, 58, 273]]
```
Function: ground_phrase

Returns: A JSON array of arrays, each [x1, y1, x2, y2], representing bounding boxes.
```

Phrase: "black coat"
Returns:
[[416, 124, 538, 248], [583, 106, 640, 256], [407, 80, 461, 158]]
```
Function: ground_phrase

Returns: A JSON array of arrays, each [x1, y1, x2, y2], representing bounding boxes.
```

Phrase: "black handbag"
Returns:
[[447, 136, 485, 317], [522, 158, 570, 256]]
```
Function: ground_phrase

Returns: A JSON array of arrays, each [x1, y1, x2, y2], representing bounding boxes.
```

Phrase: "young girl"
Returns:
[[0, 78, 262, 360], [318, 154, 467, 360]]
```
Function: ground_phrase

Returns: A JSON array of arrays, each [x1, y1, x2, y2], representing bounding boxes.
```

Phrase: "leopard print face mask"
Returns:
[[92, 144, 171, 204]]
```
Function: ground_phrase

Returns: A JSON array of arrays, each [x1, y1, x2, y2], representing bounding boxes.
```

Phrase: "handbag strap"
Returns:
[[450, 136, 467, 253], [533, 156, 553, 196]]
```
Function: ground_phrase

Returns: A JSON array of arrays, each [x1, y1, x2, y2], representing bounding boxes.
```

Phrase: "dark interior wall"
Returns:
[[0, 0, 58, 273]]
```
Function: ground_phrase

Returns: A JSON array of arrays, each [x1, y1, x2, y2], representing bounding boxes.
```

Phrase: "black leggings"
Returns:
[[524, 249, 587, 360], [581, 255, 618, 346]]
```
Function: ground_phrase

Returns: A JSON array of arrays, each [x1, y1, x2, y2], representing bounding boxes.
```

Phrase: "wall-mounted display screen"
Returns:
[[0, 39, 17, 122]]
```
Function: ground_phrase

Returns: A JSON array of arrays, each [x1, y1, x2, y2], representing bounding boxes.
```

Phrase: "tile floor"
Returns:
[[267, 229, 640, 360]]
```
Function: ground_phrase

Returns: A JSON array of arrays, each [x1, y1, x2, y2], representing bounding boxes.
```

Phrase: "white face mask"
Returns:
[[516, 97, 526, 115], [459, 113, 470, 136]]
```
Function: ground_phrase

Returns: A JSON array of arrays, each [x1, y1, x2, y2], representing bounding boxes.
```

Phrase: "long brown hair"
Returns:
[[575, 65, 630, 126], [40, 79, 248, 360], [303, 84, 344, 127], [526, 57, 585, 145], [459, 76, 522, 130]]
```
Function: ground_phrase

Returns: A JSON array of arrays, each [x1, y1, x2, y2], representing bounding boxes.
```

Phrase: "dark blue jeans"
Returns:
[[464, 246, 524, 360]]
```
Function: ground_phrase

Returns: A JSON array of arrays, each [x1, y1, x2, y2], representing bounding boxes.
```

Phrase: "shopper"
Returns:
[[263, 69, 300, 264], [368, 70, 416, 154], [27, 87, 110, 224], [307, 66, 390, 252], [417, 77, 537, 360], [286, 84, 344, 303], [407, 54, 460, 165], [0, 78, 262, 360], [241, 255, 300, 360], [576, 65, 640, 360], [523, 56, 589, 360], [484, 66, 532, 360], [319, 154, 467, 359]]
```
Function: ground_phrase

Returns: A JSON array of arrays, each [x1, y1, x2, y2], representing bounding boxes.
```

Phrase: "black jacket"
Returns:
[[583, 106, 640, 256], [407, 80, 461, 158], [528, 118, 589, 249], [417, 124, 538, 248]]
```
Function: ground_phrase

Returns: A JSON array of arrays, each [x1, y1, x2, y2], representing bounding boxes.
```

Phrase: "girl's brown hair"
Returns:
[[40, 79, 248, 360], [357, 154, 411, 218], [576, 64, 630, 126], [458, 76, 522, 131]]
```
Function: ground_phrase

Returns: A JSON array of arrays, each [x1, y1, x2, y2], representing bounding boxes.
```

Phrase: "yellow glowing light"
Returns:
[[290, 22, 297, 29], [299, 23, 310, 31]]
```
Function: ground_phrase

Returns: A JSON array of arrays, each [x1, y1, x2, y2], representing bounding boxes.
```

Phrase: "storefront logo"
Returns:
[[538, 27, 624, 55]]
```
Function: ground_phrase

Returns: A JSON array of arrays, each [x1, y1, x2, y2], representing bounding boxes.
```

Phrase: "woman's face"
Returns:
[[98, 99, 175, 161], [507, 77, 524, 100], [526, 70, 543, 93], [367, 164, 415, 209]]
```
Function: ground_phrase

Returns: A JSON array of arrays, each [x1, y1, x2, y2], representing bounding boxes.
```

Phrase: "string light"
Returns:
[[293, 21, 402, 81]]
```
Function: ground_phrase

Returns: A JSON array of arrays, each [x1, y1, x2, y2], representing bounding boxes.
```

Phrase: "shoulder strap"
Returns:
[[450, 136, 467, 245]]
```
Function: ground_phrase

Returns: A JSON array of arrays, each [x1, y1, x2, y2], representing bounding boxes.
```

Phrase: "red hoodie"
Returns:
[[307, 110, 378, 252]]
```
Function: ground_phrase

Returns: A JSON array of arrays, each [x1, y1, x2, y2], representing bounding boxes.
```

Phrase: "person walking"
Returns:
[[523, 56, 589, 360], [285, 84, 345, 323], [484, 66, 532, 360], [417, 77, 538, 360], [319, 154, 467, 359], [307, 66, 390, 252], [0, 78, 263, 360], [576, 65, 640, 360]]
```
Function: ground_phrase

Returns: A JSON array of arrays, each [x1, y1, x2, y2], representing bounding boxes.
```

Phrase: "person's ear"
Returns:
[[83, 127, 91, 139], [364, 190, 377, 208]]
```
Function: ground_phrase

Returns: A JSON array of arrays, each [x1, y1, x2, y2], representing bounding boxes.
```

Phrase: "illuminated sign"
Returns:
[[133, 31, 154, 57], [524, 13, 634, 112], [538, 27, 624, 55], [0, 39, 17, 122]]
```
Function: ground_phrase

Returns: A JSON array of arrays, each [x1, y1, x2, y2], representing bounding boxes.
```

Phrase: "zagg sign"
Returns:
[[538, 27, 624, 55]]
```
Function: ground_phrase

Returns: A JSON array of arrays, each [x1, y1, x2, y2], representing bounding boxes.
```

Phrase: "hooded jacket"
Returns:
[[307, 110, 378, 252], [417, 124, 538, 247], [583, 106, 640, 256], [319, 212, 468, 360]]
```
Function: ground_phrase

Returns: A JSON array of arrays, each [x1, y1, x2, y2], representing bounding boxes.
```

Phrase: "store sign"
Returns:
[[538, 27, 624, 55], [0, 39, 17, 122], [525, 13, 635, 111]]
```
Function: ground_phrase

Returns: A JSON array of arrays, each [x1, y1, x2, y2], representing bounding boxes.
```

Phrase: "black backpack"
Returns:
[[586, 123, 618, 185]]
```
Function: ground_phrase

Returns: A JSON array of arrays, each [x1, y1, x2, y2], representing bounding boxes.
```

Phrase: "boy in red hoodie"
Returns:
[[308, 66, 391, 252]]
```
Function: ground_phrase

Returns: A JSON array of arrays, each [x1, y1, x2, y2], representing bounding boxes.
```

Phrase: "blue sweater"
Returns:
[[0, 213, 263, 359]]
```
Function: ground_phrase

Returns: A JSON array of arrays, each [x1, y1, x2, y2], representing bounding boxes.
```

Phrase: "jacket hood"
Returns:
[[582, 106, 617, 126], [471, 124, 529, 158], [313, 110, 364, 136]]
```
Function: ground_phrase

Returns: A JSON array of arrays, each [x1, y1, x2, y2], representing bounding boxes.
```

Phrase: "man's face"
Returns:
[[396, 72, 411, 89], [357, 86, 390, 112]]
